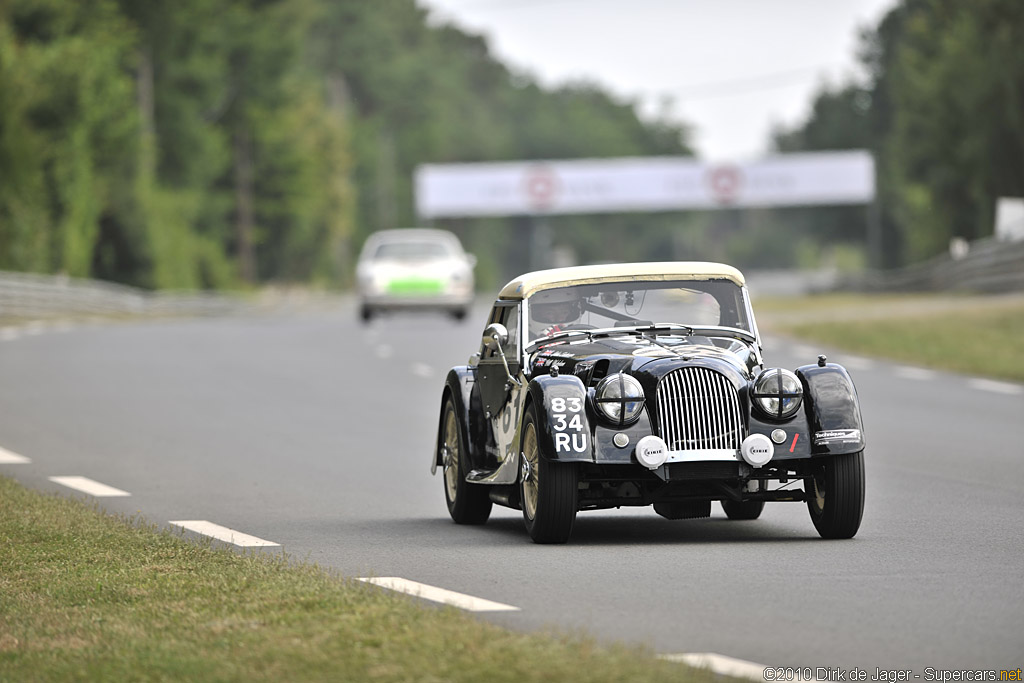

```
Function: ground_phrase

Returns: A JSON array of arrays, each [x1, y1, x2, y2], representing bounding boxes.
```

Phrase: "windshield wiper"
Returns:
[[595, 324, 694, 357], [525, 329, 595, 352], [526, 323, 695, 353]]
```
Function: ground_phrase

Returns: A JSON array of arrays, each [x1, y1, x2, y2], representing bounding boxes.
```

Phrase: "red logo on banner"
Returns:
[[707, 165, 743, 205], [522, 166, 561, 211]]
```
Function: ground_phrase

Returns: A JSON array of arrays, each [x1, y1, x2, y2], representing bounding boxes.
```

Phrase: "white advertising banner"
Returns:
[[415, 151, 874, 218]]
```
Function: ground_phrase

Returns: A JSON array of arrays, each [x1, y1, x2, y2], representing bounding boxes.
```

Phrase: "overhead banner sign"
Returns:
[[415, 151, 874, 218]]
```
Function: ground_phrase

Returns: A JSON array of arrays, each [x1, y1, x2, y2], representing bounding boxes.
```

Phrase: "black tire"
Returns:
[[442, 398, 491, 524], [520, 404, 578, 544], [721, 499, 765, 520], [359, 305, 373, 323], [806, 451, 865, 539]]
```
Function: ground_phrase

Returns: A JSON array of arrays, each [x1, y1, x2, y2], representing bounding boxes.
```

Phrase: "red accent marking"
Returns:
[[790, 433, 799, 453]]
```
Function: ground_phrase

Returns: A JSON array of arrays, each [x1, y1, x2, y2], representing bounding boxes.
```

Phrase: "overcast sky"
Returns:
[[419, 0, 899, 161]]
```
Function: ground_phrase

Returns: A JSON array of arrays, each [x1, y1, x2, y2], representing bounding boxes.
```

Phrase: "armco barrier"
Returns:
[[0, 270, 246, 320], [834, 237, 1024, 293]]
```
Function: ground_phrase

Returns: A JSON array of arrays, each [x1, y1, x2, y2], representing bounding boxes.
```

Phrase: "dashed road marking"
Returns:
[[0, 446, 31, 464], [0, 328, 20, 342], [49, 476, 131, 497], [357, 577, 520, 612], [895, 366, 936, 381], [659, 652, 773, 681], [968, 378, 1023, 396], [411, 362, 434, 378], [170, 520, 280, 547]]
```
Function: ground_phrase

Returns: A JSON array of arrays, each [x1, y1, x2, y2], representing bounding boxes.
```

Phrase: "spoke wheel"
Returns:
[[442, 399, 491, 524], [521, 420, 540, 521], [520, 404, 578, 544], [806, 451, 865, 539]]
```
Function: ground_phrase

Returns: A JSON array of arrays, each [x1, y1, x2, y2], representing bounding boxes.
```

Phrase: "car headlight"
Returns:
[[595, 373, 645, 426], [752, 368, 803, 420]]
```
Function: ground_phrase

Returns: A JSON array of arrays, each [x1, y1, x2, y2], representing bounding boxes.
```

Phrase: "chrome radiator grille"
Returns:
[[656, 367, 744, 451]]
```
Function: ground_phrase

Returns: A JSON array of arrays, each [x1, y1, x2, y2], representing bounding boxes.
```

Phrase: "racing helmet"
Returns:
[[530, 288, 583, 325]]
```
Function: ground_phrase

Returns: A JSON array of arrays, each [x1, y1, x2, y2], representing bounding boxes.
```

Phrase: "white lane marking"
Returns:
[[660, 652, 775, 681], [357, 577, 520, 612], [894, 365, 936, 381], [170, 520, 280, 548], [969, 378, 1023, 396], [375, 344, 393, 359], [411, 362, 434, 378], [0, 328, 20, 341], [0, 446, 31, 464], [49, 476, 131, 497], [23, 321, 46, 336]]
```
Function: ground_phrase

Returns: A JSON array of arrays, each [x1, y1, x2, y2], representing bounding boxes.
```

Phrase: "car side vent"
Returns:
[[656, 367, 745, 451]]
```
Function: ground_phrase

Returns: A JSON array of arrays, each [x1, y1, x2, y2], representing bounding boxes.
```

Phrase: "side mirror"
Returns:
[[482, 323, 508, 352]]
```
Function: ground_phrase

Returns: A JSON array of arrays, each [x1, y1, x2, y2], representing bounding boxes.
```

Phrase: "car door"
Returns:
[[476, 301, 525, 466]]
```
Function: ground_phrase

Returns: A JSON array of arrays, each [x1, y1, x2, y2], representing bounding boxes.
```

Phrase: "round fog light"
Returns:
[[635, 435, 668, 469], [741, 434, 774, 468], [771, 429, 787, 444], [613, 433, 630, 448]]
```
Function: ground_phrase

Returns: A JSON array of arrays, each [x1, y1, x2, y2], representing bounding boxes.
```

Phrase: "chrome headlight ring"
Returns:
[[752, 368, 803, 420], [595, 373, 645, 426]]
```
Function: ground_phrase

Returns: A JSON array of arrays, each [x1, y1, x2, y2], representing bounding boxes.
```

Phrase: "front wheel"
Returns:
[[442, 398, 491, 524], [520, 404, 578, 544], [806, 451, 865, 539]]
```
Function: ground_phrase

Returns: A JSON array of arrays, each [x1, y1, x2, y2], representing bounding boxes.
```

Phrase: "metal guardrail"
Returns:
[[4, 234, 1021, 320], [0, 270, 248, 320], [833, 237, 1024, 293]]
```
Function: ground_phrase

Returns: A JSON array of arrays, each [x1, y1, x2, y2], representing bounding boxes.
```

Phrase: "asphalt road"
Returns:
[[2, 302, 1022, 673]]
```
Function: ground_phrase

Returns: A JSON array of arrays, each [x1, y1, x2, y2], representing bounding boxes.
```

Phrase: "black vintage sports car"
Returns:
[[431, 262, 865, 544]]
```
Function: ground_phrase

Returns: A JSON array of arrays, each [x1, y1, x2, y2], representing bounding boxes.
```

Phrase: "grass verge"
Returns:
[[759, 294, 1024, 383], [0, 476, 711, 682]]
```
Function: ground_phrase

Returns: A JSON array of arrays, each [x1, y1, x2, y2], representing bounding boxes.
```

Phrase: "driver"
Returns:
[[530, 289, 583, 337]]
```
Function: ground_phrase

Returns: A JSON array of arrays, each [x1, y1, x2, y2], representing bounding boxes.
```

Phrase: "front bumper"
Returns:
[[360, 292, 473, 311]]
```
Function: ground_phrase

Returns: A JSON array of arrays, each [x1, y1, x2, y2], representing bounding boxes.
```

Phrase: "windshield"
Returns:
[[526, 279, 752, 342], [372, 240, 454, 261]]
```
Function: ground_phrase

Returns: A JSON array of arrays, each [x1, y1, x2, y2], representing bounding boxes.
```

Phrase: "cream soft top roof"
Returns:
[[498, 262, 745, 300]]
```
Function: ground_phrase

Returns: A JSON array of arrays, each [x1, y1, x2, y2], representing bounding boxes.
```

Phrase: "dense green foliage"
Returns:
[[0, 0, 690, 290], [772, 0, 1024, 268], [1, 0, 1019, 289]]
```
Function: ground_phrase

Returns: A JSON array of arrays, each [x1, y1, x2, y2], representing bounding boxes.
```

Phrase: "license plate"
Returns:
[[387, 277, 444, 295]]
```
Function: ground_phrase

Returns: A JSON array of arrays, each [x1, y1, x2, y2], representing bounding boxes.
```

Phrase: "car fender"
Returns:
[[524, 374, 593, 463], [797, 363, 866, 455], [432, 367, 484, 474]]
